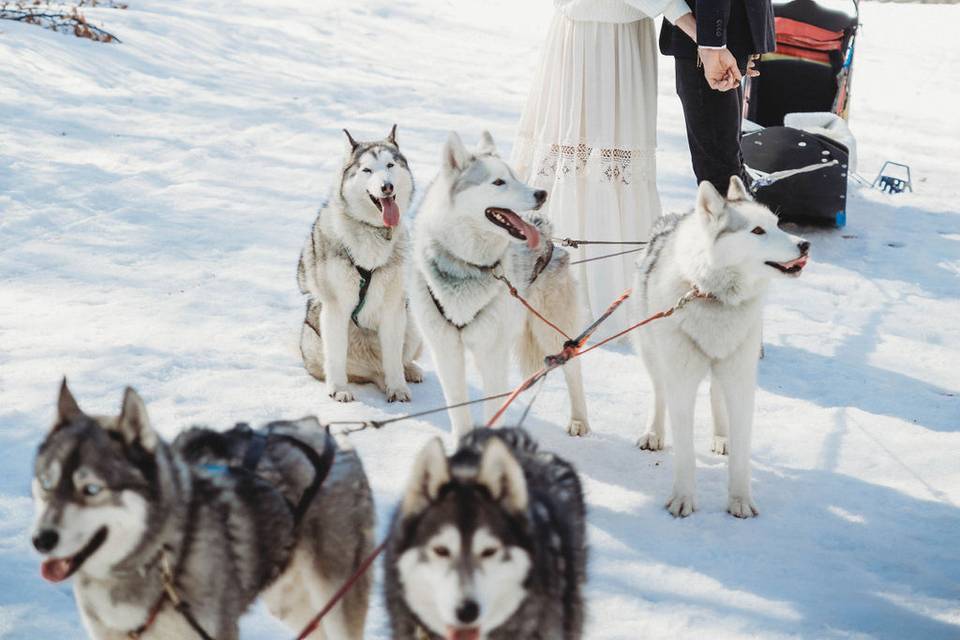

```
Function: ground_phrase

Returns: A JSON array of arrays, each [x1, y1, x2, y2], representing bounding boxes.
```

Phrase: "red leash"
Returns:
[[294, 540, 388, 640], [295, 286, 712, 637]]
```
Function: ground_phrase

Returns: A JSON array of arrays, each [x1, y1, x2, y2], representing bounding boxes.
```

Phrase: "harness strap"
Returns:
[[530, 240, 554, 284], [129, 429, 337, 639], [350, 265, 374, 328], [427, 283, 466, 330]]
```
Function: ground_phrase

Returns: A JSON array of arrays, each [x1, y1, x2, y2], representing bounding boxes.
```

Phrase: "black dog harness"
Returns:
[[351, 265, 374, 328], [426, 259, 501, 331], [129, 427, 336, 639]]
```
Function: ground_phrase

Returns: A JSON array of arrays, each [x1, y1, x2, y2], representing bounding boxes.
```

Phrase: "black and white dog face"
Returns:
[[31, 382, 157, 583], [395, 438, 533, 640], [442, 131, 545, 250], [339, 125, 414, 229], [696, 176, 811, 281]]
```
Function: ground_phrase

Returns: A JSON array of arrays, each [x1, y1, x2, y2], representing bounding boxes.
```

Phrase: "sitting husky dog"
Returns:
[[31, 381, 374, 639], [410, 131, 589, 438], [299, 125, 423, 403], [384, 428, 586, 640], [632, 176, 810, 518]]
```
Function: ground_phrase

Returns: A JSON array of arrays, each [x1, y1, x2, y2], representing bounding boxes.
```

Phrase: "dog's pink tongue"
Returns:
[[501, 210, 541, 249], [381, 198, 400, 227], [446, 628, 480, 640], [41, 558, 71, 583]]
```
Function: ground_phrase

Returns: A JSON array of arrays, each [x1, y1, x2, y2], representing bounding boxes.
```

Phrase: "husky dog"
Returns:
[[632, 176, 810, 518], [510, 214, 591, 436], [384, 428, 586, 640], [410, 131, 589, 438], [298, 125, 423, 403], [31, 381, 374, 639]]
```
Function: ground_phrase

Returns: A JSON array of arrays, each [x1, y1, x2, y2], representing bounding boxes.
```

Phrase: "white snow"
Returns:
[[1, 1, 959, 638]]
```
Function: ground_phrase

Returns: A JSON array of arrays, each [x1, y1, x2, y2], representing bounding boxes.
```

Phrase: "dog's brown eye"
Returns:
[[386, 163, 394, 169], [751, 226, 766, 235], [362, 168, 372, 174], [480, 547, 499, 559], [492, 179, 506, 186], [433, 545, 451, 558]]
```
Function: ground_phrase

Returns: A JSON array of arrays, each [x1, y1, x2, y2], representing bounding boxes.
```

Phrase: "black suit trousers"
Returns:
[[674, 56, 746, 192]]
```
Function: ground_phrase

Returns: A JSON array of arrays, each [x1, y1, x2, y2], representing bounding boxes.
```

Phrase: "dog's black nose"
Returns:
[[381, 182, 394, 196], [798, 240, 810, 254], [533, 189, 547, 205], [455, 599, 480, 624], [32, 529, 59, 554]]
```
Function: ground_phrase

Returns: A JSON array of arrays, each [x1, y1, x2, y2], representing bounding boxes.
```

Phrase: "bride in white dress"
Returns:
[[512, 0, 693, 334]]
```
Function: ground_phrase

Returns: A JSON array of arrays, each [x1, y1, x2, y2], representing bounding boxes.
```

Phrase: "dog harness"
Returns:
[[351, 264, 373, 328], [128, 427, 336, 640], [426, 259, 501, 331]]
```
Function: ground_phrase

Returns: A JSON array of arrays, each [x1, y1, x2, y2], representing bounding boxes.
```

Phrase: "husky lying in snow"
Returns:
[[632, 176, 810, 518], [384, 428, 586, 640], [31, 381, 374, 639], [410, 130, 590, 439], [298, 125, 423, 403]]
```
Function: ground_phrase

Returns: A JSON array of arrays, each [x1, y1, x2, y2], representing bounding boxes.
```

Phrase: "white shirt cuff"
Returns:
[[698, 44, 728, 50], [663, 0, 691, 24]]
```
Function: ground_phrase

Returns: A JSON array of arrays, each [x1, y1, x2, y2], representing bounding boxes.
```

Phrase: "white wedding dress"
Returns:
[[512, 0, 688, 335]]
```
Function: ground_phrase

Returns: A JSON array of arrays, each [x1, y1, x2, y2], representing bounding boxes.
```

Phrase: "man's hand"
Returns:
[[747, 54, 761, 78], [699, 47, 742, 92]]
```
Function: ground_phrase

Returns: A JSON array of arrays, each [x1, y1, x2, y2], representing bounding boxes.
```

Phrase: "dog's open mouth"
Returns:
[[484, 207, 540, 249], [446, 626, 480, 640], [40, 526, 107, 583], [765, 254, 808, 276], [369, 194, 400, 228]]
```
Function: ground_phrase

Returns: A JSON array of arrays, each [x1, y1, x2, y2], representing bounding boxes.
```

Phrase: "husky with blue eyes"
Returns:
[[298, 125, 424, 403], [30, 380, 374, 639]]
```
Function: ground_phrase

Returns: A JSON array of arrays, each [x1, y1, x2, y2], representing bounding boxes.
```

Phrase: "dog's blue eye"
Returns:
[[82, 483, 102, 497], [362, 168, 372, 174], [492, 179, 505, 186], [39, 474, 55, 491], [751, 226, 766, 235]]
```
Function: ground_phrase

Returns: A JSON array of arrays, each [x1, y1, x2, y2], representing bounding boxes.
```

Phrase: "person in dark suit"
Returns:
[[661, 1, 776, 191]]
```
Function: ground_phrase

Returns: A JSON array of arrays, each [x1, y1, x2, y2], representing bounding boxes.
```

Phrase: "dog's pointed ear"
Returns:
[[443, 131, 471, 176], [477, 437, 528, 514], [402, 437, 450, 516], [387, 124, 398, 147], [696, 180, 726, 225], [53, 377, 84, 432], [476, 130, 498, 157], [343, 128, 360, 153], [726, 175, 751, 202], [117, 387, 158, 453]]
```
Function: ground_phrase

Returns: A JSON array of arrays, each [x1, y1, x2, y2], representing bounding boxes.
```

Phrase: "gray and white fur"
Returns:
[[298, 125, 423, 403], [632, 176, 810, 518], [410, 130, 588, 438], [384, 428, 587, 640], [31, 381, 375, 639]]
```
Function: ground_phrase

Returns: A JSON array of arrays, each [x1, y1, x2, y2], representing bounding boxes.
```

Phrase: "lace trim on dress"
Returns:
[[513, 137, 656, 186]]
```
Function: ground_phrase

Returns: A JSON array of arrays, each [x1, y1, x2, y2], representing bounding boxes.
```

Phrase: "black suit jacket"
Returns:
[[660, 0, 776, 65]]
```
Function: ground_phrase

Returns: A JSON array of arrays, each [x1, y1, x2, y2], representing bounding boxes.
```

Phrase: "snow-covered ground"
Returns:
[[1, 1, 959, 638]]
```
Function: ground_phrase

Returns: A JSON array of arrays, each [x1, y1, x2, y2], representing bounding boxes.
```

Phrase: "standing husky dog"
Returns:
[[31, 381, 374, 639], [632, 176, 810, 518], [299, 125, 423, 403], [411, 131, 588, 438], [384, 428, 586, 640]]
